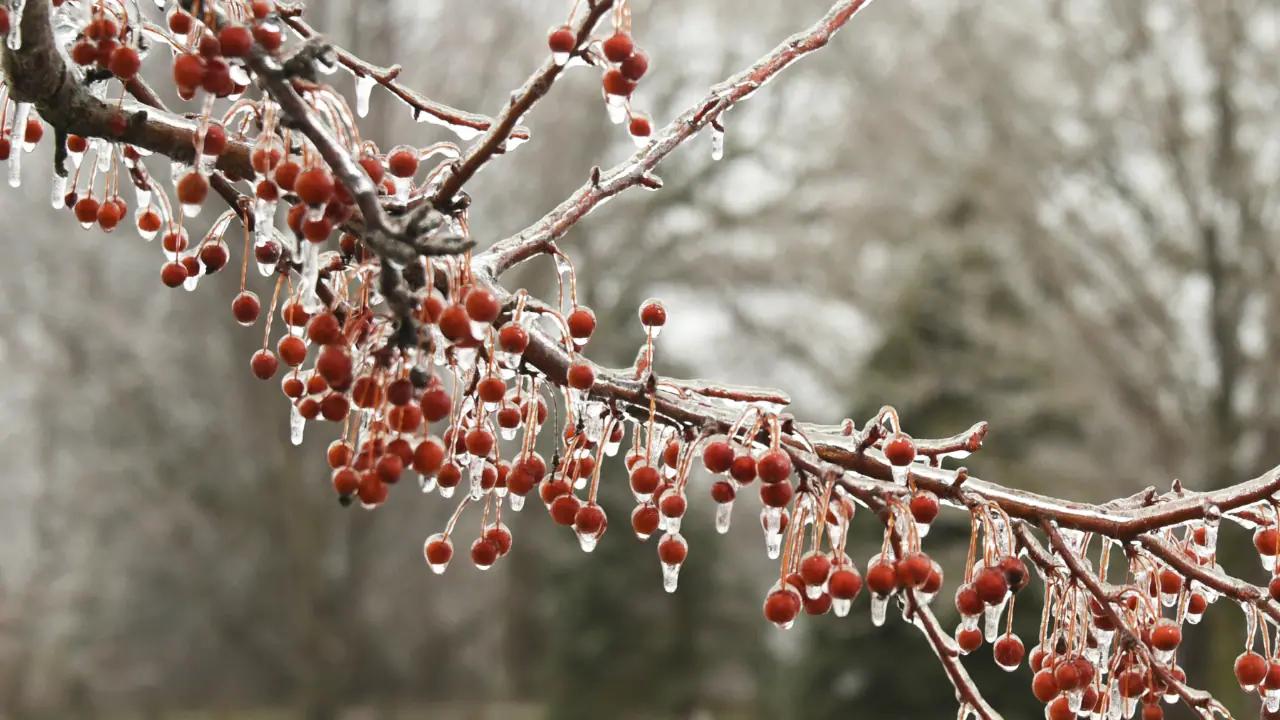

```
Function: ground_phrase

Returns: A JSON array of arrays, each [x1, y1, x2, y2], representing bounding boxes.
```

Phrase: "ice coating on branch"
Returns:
[[412, 107, 484, 141], [6, 0, 26, 50]]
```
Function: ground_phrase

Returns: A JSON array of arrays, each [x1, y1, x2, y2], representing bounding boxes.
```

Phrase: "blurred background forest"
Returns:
[[4, 0, 1280, 717]]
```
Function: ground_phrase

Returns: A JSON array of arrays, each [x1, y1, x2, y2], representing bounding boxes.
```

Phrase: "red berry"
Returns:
[[657, 533, 687, 564], [828, 567, 862, 600], [173, 52, 206, 88], [198, 242, 229, 273], [1149, 619, 1181, 652], [763, 587, 801, 626], [628, 113, 652, 138], [567, 306, 596, 341], [1256, 527, 1280, 555], [759, 481, 793, 508], [566, 361, 594, 390], [865, 558, 898, 596], [307, 311, 342, 345], [999, 555, 1030, 593], [231, 290, 261, 325], [630, 465, 660, 495], [1031, 669, 1058, 702], [276, 335, 306, 366], [176, 172, 209, 206], [96, 200, 123, 231], [250, 349, 278, 379], [218, 25, 253, 57], [574, 503, 606, 535], [973, 566, 1008, 605], [295, 166, 335, 206], [332, 467, 359, 497], [954, 584, 983, 616], [73, 196, 100, 225], [702, 439, 734, 473], [548, 26, 576, 54], [894, 552, 932, 590], [632, 505, 660, 538], [498, 322, 529, 354], [639, 299, 666, 327], [424, 537, 453, 567], [160, 260, 188, 287], [387, 147, 419, 178], [602, 32, 634, 63], [549, 494, 581, 526], [992, 634, 1024, 669], [798, 552, 832, 586], [620, 49, 649, 80], [470, 538, 500, 568], [1236, 651, 1268, 688], [602, 68, 635, 97], [884, 433, 916, 466], [909, 491, 939, 525], [202, 123, 227, 156], [756, 449, 792, 483], [464, 288, 500, 324], [955, 626, 982, 654], [107, 45, 140, 80], [729, 454, 757, 484]]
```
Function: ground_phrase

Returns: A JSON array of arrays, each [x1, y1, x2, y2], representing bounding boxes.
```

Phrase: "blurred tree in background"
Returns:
[[3, 0, 1280, 718]]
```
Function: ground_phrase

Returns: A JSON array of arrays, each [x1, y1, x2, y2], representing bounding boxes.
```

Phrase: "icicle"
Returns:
[[299, 240, 322, 311], [604, 93, 627, 124], [8, 103, 29, 187], [6, 0, 26, 50], [509, 493, 526, 512], [354, 73, 375, 118], [418, 473, 437, 494], [762, 507, 784, 559], [982, 597, 1007, 642], [289, 403, 306, 445], [468, 456, 485, 500], [715, 501, 733, 534], [49, 173, 67, 208]]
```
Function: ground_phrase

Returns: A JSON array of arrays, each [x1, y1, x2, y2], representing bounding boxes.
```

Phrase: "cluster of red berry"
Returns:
[[547, 17, 652, 143]]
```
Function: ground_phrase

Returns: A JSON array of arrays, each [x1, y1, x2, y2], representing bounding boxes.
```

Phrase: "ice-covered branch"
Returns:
[[428, 0, 617, 209]]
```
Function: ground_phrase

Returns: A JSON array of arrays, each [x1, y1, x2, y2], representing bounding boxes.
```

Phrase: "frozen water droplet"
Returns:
[[354, 73, 376, 118], [710, 125, 724, 161], [715, 501, 733, 534], [418, 473, 437, 494], [832, 597, 852, 618], [423, 533, 451, 574], [181, 201, 201, 218], [661, 560, 681, 593], [509, 493, 526, 512], [552, 51, 570, 66], [605, 94, 628, 125], [438, 484, 455, 499], [870, 594, 888, 626], [575, 527, 600, 553]]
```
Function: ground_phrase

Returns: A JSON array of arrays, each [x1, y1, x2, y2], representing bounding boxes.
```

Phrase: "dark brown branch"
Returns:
[[1, 0, 254, 180]]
